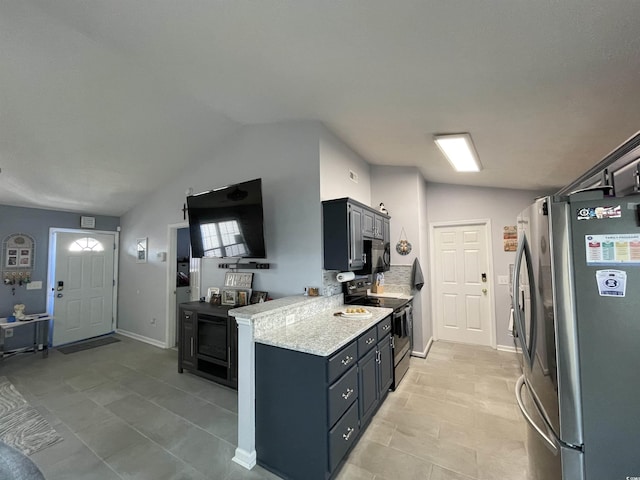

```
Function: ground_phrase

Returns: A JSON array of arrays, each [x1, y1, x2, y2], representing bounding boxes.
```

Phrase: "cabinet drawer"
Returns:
[[328, 342, 358, 384], [328, 402, 360, 473], [377, 316, 392, 338], [358, 327, 378, 357], [328, 366, 358, 427]]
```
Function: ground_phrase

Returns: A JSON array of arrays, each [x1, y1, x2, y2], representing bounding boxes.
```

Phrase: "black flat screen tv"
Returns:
[[186, 178, 266, 259]]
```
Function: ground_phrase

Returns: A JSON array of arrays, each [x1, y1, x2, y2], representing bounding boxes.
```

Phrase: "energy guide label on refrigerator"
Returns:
[[585, 234, 640, 265], [595, 270, 627, 297]]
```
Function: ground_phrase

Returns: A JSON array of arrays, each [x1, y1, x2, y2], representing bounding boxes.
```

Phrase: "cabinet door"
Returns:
[[373, 215, 384, 239], [180, 309, 196, 370], [382, 217, 390, 244], [349, 204, 364, 270], [377, 335, 393, 396], [358, 348, 378, 426], [362, 209, 375, 238]]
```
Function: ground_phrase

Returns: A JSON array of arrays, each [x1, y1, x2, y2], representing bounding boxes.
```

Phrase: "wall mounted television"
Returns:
[[186, 178, 266, 259]]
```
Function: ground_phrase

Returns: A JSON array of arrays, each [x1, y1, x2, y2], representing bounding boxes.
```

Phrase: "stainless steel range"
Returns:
[[343, 278, 413, 389]]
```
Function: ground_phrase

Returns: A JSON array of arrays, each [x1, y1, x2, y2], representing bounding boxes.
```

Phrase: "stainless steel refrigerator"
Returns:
[[513, 190, 640, 479]]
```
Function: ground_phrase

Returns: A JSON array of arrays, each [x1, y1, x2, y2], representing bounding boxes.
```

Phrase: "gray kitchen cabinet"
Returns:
[[358, 347, 378, 427], [362, 209, 375, 238], [382, 216, 390, 245], [323, 198, 364, 271], [255, 314, 393, 480], [322, 198, 390, 272]]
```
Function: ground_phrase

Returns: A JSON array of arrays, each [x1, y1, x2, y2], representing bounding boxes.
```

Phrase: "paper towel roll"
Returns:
[[336, 271, 355, 282]]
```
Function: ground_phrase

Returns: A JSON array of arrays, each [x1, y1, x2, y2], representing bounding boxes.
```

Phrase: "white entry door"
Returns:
[[51, 231, 116, 346], [432, 222, 493, 346]]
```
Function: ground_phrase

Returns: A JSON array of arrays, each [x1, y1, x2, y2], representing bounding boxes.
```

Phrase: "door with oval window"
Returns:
[[50, 231, 116, 346]]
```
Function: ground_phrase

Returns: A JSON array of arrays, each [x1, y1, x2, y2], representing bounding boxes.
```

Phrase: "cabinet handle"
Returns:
[[382, 324, 391, 331], [341, 355, 354, 366], [190, 338, 194, 357], [376, 350, 381, 364], [343, 427, 355, 441], [341, 388, 354, 400], [365, 337, 375, 345]]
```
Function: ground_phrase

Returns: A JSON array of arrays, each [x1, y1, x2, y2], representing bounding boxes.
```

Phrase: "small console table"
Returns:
[[0, 314, 51, 360]]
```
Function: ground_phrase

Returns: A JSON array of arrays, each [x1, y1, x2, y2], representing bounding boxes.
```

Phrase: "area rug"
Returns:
[[0, 377, 63, 456], [57, 335, 120, 354]]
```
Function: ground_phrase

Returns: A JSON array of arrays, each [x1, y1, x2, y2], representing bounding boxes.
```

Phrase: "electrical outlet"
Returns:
[[498, 275, 509, 285], [5, 328, 13, 338], [349, 170, 359, 183], [27, 281, 42, 290], [286, 314, 296, 326]]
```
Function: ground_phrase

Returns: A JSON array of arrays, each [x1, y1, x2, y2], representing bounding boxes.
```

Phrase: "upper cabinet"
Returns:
[[322, 198, 390, 272]]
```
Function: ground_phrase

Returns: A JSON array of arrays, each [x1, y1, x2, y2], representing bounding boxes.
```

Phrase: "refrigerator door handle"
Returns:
[[512, 233, 537, 369], [515, 375, 558, 454]]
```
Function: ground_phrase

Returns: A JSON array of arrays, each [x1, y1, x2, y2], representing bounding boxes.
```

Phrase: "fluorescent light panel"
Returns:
[[434, 133, 482, 172]]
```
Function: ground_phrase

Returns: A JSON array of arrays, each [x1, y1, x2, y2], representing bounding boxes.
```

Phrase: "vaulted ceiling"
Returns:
[[2, 1, 640, 216]]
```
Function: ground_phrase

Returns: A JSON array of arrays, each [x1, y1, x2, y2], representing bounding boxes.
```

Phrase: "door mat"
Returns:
[[57, 336, 120, 355], [0, 377, 63, 456]]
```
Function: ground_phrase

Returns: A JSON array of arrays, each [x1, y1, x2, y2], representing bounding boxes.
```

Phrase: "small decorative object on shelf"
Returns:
[[379, 202, 389, 215]]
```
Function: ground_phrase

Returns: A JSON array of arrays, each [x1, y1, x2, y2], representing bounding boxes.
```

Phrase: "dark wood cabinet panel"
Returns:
[[177, 302, 237, 389]]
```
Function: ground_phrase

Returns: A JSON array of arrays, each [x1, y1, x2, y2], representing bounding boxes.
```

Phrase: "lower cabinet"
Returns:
[[255, 315, 393, 480], [177, 302, 237, 389]]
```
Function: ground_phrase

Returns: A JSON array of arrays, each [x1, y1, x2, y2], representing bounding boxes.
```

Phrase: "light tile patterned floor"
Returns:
[[1, 336, 530, 479], [338, 341, 532, 480]]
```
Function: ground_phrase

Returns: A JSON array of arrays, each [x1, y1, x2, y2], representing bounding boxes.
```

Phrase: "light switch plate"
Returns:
[[27, 281, 42, 290], [498, 275, 509, 285]]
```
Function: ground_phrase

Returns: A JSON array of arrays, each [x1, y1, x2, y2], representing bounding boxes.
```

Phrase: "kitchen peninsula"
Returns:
[[229, 294, 394, 478]]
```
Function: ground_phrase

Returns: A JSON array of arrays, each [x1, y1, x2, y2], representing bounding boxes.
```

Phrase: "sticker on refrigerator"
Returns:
[[595, 270, 627, 297], [577, 205, 622, 220], [585, 234, 640, 265]]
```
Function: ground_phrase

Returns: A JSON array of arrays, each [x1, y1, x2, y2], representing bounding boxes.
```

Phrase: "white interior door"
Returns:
[[52, 231, 115, 346], [433, 222, 493, 346]]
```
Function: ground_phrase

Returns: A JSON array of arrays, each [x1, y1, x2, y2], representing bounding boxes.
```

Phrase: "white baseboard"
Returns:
[[411, 336, 433, 358], [233, 448, 257, 470], [497, 343, 522, 354], [116, 329, 167, 349]]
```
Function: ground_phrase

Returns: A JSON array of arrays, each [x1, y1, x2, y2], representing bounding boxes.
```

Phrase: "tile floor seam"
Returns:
[[107, 388, 238, 451], [123, 363, 238, 416]]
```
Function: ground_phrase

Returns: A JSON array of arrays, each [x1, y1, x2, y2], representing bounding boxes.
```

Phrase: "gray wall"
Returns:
[[319, 129, 372, 204], [118, 121, 325, 342], [425, 183, 549, 348], [370, 166, 431, 354], [0, 205, 119, 317]]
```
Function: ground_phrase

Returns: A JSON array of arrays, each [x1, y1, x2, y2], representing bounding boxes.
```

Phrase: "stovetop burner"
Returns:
[[343, 278, 409, 311], [361, 296, 409, 310]]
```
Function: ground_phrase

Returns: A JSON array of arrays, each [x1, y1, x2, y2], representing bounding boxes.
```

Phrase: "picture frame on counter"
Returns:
[[221, 289, 238, 305], [237, 290, 249, 306], [250, 290, 268, 304]]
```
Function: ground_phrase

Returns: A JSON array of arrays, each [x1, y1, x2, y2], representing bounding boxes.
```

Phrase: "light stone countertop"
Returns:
[[254, 305, 393, 357]]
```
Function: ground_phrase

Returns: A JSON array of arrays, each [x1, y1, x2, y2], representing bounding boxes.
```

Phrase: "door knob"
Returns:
[[56, 293, 63, 298], [482, 288, 487, 295]]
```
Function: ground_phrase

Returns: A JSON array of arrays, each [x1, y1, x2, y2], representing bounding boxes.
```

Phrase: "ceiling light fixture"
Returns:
[[433, 133, 482, 172]]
